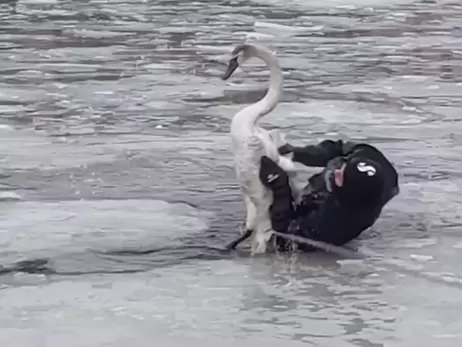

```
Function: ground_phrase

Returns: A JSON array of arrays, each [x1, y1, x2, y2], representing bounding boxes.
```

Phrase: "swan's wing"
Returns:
[[267, 129, 297, 171], [267, 129, 288, 149], [277, 155, 296, 172], [247, 134, 266, 159]]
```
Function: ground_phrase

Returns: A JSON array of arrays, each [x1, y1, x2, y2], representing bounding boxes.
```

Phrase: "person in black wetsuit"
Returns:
[[261, 139, 400, 251], [226, 139, 400, 252]]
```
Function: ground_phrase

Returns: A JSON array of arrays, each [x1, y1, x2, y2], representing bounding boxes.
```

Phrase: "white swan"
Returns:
[[221, 43, 304, 255]]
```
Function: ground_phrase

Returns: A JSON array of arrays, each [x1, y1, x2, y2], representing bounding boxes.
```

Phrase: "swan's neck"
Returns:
[[240, 48, 283, 125]]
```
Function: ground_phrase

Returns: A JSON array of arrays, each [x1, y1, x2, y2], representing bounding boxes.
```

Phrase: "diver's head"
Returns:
[[332, 156, 385, 207]]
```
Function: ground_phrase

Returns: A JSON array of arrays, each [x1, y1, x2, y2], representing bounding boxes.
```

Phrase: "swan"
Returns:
[[221, 43, 304, 255]]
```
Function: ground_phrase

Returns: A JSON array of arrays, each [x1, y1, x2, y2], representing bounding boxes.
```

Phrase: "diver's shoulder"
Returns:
[[345, 142, 388, 160], [345, 142, 398, 174], [343, 142, 381, 155]]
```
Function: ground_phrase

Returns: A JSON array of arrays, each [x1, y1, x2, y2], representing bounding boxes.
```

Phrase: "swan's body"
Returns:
[[222, 44, 304, 254]]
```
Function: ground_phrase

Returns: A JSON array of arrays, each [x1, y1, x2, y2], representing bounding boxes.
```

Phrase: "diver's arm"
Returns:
[[279, 140, 347, 167]]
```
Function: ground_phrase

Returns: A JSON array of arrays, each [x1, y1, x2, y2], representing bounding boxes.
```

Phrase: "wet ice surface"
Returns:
[[1, 0, 462, 345]]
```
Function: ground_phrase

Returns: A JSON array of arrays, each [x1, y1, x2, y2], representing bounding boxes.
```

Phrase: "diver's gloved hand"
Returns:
[[260, 156, 294, 236], [278, 143, 295, 156], [259, 156, 289, 192]]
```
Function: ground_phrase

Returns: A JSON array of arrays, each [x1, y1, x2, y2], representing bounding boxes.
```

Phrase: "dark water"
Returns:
[[1, 0, 462, 346]]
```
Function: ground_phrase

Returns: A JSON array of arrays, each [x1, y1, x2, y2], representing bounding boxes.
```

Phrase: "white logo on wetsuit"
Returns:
[[356, 162, 376, 176], [267, 173, 279, 183]]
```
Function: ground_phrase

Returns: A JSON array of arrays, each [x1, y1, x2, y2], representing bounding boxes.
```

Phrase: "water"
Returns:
[[0, 0, 462, 345]]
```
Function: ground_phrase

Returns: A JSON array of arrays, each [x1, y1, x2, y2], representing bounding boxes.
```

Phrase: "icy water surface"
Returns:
[[1, 0, 462, 346]]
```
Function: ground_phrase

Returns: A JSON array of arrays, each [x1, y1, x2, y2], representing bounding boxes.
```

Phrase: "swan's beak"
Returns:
[[222, 57, 239, 81]]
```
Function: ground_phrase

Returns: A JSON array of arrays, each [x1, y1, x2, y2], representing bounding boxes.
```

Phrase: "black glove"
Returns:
[[259, 156, 289, 191], [278, 143, 295, 156], [259, 156, 295, 238]]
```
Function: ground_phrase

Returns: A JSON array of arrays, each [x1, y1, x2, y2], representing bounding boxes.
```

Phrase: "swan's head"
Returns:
[[221, 44, 256, 81]]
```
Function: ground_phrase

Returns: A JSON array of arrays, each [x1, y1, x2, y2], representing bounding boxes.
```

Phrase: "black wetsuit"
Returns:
[[266, 140, 400, 251]]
